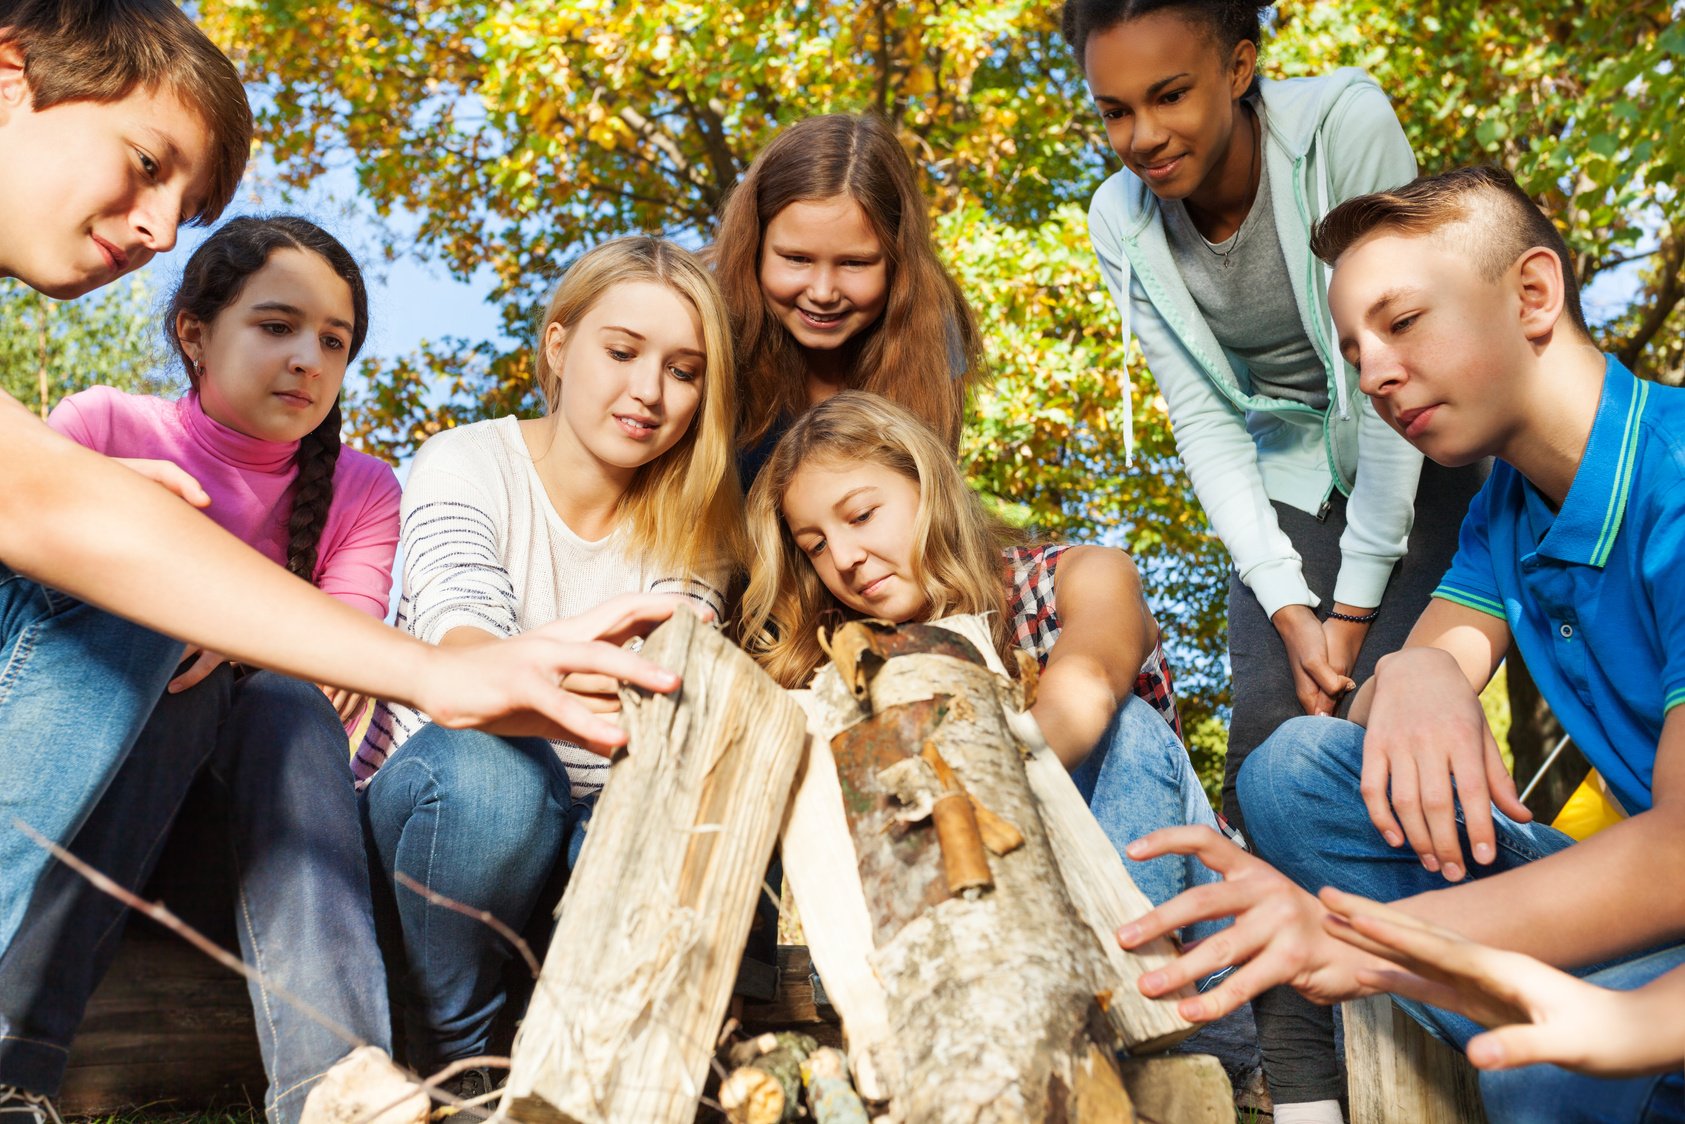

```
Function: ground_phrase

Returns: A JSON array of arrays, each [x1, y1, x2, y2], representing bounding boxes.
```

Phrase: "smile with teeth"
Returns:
[[615, 413, 660, 437], [798, 308, 847, 327]]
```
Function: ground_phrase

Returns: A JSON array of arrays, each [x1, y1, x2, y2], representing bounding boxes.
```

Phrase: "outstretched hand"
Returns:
[[416, 592, 704, 749], [1320, 888, 1682, 1077], [1115, 826, 1378, 1022]]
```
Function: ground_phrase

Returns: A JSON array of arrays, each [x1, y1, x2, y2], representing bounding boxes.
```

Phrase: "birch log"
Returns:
[[497, 611, 808, 1124], [798, 619, 1136, 1121]]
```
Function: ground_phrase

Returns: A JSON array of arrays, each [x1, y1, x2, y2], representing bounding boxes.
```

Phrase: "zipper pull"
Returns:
[[1317, 499, 1332, 522]]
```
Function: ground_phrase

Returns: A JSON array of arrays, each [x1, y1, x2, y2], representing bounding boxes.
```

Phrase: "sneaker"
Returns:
[[0, 1087, 63, 1124], [437, 1066, 498, 1119]]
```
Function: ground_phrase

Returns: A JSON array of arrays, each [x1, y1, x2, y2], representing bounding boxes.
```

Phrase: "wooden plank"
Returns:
[[1343, 994, 1488, 1124], [59, 925, 263, 1114], [497, 611, 809, 1124]]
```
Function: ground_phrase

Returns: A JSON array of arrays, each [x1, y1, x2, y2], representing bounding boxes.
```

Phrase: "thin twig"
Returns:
[[12, 818, 365, 1051], [395, 872, 542, 979]]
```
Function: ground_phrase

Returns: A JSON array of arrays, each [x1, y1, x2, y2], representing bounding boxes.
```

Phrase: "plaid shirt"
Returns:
[[1005, 543, 1183, 740]]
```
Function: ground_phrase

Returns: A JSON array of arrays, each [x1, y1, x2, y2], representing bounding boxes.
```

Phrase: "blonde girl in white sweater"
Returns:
[[356, 237, 741, 1082]]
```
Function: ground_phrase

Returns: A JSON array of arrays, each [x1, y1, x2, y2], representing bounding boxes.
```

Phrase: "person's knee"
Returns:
[[1236, 716, 1363, 846], [364, 726, 561, 859]]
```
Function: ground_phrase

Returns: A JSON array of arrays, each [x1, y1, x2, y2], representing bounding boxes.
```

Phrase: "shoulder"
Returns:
[[411, 417, 521, 482], [1048, 543, 1139, 592], [1088, 168, 1155, 241], [331, 445, 402, 507], [1261, 68, 1400, 147], [48, 384, 160, 429]]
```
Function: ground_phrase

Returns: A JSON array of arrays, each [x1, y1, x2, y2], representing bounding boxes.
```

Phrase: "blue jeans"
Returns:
[[0, 565, 179, 957], [1071, 694, 1226, 943], [1240, 715, 1685, 1123], [360, 725, 594, 1072], [0, 666, 390, 1124]]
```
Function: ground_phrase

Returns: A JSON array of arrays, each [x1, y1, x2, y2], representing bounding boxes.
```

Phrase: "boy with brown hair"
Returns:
[[1117, 166, 1685, 1122], [0, 6, 688, 1120]]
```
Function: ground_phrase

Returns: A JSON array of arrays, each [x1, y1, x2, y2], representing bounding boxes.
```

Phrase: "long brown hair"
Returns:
[[168, 216, 368, 585], [532, 237, 744, 580], [712, 113, 984, 453], [741, 391, 1020, 688]]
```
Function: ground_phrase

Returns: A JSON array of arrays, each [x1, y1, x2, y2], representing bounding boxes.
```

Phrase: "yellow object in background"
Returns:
[[1551, 770, 1628, 841]]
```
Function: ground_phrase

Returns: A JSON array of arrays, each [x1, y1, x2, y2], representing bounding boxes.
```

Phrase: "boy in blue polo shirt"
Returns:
[[1112, 166, 1685, 1123]]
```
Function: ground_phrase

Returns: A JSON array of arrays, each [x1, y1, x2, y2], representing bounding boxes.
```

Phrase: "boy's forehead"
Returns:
[[1332, 227, 1476, 304]]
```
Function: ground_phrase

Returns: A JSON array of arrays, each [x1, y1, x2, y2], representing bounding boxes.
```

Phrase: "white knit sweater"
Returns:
[[355, 416, 724, 795]]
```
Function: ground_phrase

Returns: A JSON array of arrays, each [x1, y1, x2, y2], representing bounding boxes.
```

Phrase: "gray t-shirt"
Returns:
[[1162, 104, 1327, 409]]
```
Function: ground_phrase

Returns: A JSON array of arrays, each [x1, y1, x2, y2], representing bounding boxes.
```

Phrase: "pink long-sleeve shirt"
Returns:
[[49, 386, 401, 620]]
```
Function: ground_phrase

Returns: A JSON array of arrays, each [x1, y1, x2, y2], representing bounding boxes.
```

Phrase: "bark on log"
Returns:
[[795, 619, 1136, 1121], [497, 612, 808, 1124]]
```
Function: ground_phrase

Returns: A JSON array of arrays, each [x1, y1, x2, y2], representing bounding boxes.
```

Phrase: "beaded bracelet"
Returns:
[[1326, 607, 1379, 624]]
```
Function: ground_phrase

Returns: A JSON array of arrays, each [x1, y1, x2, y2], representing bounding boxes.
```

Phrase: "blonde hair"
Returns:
[[711, 113, 986, 453], [741, 391, 1020, 687], [534, 236, 744, 578]]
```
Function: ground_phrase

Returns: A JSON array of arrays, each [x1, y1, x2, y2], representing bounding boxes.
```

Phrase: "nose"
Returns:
[[832, 530, 868, 572], [1130, 110, 1166, 157], [805, 265, 839, 305], [291, 338, 326, 378], [132, 190, 181, 255], [1355, 338, 1403, 400], [627, 358, 664, 406]]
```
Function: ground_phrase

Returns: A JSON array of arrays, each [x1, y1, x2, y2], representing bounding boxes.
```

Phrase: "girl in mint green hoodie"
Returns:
[[1064, 2, 1485, 1119]]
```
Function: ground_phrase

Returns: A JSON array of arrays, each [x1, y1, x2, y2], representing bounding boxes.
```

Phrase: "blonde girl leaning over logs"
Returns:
[[356, 238, 742, 1095], [741, 390, 1226, 931], [711, 112, 985, 481]]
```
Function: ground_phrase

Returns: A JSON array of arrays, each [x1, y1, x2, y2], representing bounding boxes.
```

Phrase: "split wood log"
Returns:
[[719, 1031, 817, 1124], [1343, 994, 1488, 1124], [1116, 1055, 1234, 1124], [800, 1048, 869, 1124], [796, 619, 1135, 1121], [299, 1047, 428, 1124], [496, 611, 808, 1124]]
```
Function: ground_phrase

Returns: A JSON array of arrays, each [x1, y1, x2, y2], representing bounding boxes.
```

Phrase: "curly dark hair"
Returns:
[[167, 215, 369, 584]]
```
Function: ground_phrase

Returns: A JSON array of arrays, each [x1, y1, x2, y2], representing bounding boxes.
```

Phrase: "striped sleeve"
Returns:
[[399, 437, 520, 645], [1431, 472, 1507, 621]]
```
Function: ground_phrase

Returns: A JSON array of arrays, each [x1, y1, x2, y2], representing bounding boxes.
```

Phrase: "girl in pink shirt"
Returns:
[[6, 217, 395, 1124]]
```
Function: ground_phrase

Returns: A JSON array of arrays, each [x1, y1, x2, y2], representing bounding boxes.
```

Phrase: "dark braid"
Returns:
[[286, 399, 342, 582], [168, 215, 369, 588]]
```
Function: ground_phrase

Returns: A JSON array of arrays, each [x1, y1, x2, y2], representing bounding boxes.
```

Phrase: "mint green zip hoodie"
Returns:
[[1088, 68, 1423, 619]]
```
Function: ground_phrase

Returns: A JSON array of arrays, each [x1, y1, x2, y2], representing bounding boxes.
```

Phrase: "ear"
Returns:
[[542, 320, 567, 382], [1228, 37, 1258, 101], [1514, 246, 1568, 342], [175, 311, 206, 368], [0, 38, 32, 125]]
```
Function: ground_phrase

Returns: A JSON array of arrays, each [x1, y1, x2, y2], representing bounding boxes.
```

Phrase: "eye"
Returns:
[[262, 322, 291, 336], [135, 149, 160, 179], [668, 363, 699, 382], [803, 537, 828, 558], [849, 506, 876, 526], [322, 334, 347, 352], [1391, 314, 1419, 334], [782, 254, 811, 265], [608, 347, 634, 362], [1162, 88, 1188, 106]]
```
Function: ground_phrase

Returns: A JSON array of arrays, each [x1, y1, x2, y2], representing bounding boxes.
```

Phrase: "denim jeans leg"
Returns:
[[361, 726, 572, 1071], [1075, 696, 1225, 934], [210, 671, 392, 1124], [0, 664, 232, 1094], [0, 566, 181, 956], [1477, 945, 1685, 1124]]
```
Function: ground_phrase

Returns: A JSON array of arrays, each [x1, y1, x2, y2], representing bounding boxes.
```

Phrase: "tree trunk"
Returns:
[[785, 618, 1178, 1122], [497, 611, 808, 1124], [1504, 652, 1586, 823]]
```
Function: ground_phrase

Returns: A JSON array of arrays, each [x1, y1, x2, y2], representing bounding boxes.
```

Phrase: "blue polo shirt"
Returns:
[[1433, 356, 1685, 815]]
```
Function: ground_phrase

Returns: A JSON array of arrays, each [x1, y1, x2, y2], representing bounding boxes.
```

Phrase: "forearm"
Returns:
[[1031, 659, 1120, 770], [0, 409, 441, 706], [1400, 810, 1685, 966]]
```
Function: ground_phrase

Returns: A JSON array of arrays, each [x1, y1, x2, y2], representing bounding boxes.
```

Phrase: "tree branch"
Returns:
[[1614, 232, 1685, 369]]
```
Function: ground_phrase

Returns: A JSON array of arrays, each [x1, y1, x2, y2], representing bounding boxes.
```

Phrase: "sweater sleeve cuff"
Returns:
[[1244, 559, 1318, 620], [1332, 553, 1401, 610], [417, 608, 515, 648]]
